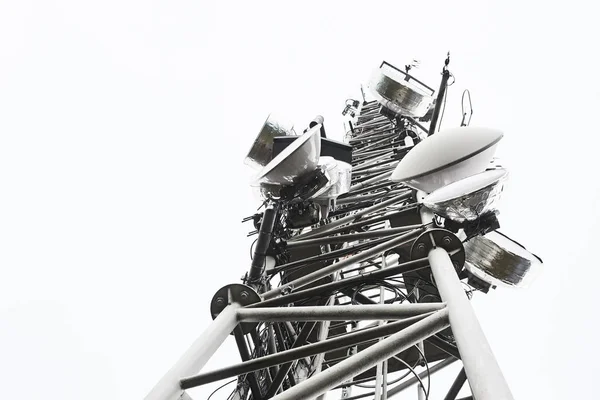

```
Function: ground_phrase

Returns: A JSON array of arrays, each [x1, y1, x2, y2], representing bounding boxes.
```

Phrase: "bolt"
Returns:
[[416, 243, 426, 253], [442, 236, 452, 246], [240, 291, 249, 300], [215, 297, 225, 306]]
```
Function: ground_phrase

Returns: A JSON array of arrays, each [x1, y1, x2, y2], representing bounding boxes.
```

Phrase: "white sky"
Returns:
[[1, 1, 598, 399]]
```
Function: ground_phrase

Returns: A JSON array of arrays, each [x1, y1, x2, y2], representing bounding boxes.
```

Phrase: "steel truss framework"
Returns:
[[146, 60, 515, 400]]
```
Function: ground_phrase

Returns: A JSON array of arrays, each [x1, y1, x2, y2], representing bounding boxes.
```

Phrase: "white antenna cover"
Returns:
[[391, 126, 503, 192]]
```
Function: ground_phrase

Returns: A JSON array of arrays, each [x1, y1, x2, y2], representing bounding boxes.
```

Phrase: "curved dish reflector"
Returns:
[[245, 114, 296, 170], [368, 69, 434, 118], [423, 168, 508, 222], [391, 126, 504, 192], [254, 124, 321, 185], [464, 231, 543, 288]]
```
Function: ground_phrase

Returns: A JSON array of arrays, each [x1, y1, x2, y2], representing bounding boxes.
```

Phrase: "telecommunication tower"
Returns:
[[146, 55, 542, 400]]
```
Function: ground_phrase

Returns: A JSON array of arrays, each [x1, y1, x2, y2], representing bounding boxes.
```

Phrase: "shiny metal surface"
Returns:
[[148, 56, 542, 400], [368, 69, 434, 118], [144, 304, 240, 400], [464, 231, 543, 288], [427, 247, 514, 400], [245, 114, 296, 170], [254, 124, 321, 185], [423, 169, 508, 222]]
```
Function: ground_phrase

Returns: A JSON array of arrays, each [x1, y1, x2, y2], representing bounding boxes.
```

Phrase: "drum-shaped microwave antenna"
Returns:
[[245, 114, 296, 170], [464, 231, 543, 288], [423, 168, 508, 222], [368, 68, 434, 118]]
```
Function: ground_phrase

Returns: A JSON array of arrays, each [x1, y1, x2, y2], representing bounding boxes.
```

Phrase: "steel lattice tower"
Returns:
[[145, 55, 542, 400]]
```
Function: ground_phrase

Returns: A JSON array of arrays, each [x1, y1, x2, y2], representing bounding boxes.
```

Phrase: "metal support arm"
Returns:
[[237, 303, 445, 322], [144, 304, 240, 400], [263, 227, 425, 300], [270, 308, 450, 400], [444, 367, 467, 400], [428, 247, 514, 400], [180, 313, 435, 389]]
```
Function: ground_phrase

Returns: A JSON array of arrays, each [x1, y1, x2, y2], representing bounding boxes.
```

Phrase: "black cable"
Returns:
[[207, 378, 237, 400], [447, 72, 456, 86], [461, 89, 473, 127], [385, 277, 441, 299], [382, 347, 429, 399], [353, 351, 421, 389], [350, 280, 409, 305], [414, 341, 431, 399], [249, 238, 258, 259]]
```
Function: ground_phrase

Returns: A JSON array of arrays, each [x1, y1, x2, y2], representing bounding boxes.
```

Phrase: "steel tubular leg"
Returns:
[[144, 304, 239, 400], [444, 368, 467, 400], [270, 308, 450, 400], [428, 247, 514, 400]]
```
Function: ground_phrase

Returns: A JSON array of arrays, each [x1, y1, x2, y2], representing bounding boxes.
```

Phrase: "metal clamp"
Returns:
[[410, 229, 465, 277], [210, 284, 261, 334]]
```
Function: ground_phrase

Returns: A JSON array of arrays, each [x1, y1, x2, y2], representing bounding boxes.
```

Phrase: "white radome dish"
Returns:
[[391, 126, 504, 192]]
